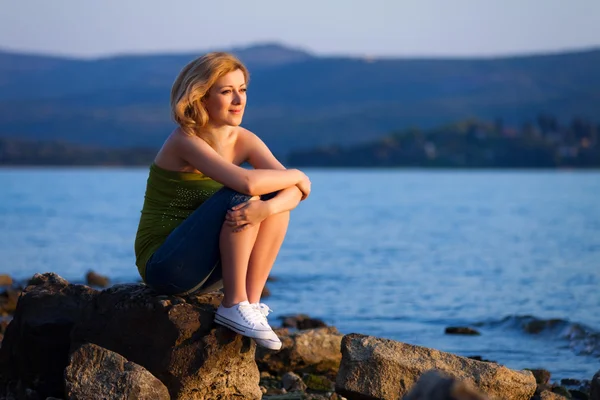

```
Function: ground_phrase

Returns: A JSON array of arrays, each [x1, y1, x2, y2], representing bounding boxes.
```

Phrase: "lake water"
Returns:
[[0, 168, 599, 381]]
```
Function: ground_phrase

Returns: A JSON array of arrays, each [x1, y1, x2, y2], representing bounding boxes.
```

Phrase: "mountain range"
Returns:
[[1, 43, 599, 158]]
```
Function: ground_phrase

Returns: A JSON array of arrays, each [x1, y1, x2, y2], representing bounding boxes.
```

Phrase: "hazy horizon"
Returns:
[[2, 40, 600, 62], [1, 0, 599, 60]]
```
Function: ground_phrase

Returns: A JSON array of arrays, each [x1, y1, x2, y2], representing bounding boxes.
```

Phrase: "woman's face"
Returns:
[[204, 69, 247, 127]]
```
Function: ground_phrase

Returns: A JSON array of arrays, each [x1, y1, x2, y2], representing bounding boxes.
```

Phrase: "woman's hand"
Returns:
[[296, 173, 311, 201], [225, 197, 272, 233]]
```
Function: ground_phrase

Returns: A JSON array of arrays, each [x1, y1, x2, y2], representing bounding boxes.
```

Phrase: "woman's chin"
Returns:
[[226, 116, 244, 126]]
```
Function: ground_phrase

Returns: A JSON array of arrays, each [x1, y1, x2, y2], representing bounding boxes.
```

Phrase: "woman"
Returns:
[[134, 52, 311, 350]]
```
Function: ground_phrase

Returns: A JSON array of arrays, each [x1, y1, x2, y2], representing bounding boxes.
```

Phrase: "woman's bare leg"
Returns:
[[246, 211, 290, 304], [219, 222, 261, 307]]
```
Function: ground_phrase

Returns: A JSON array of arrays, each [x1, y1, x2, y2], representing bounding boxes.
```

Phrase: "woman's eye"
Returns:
[[221, 90, 231, 95], [240, 88, 247, 93]]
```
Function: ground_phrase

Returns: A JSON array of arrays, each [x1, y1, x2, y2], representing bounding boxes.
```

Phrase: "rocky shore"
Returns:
[[0, 272, 597, 400]]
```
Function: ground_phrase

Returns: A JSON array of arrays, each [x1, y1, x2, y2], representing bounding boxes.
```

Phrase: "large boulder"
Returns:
[[0, 273, 95, 399], [0, 272, 261, 400], [335, 334, 536, 400], [65, 343, 170, 399], [256, 326, 343, 379]]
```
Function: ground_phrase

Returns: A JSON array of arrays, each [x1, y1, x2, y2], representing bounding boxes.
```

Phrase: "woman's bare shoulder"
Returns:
[[235, 126, 264, 145], [154, 128, 200, 171]]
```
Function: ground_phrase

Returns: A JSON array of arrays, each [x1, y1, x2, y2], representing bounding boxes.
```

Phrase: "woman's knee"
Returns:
[[264, 210, 291, 226]]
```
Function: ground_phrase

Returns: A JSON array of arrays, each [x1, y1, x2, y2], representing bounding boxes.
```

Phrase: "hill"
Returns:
[[0, 43, 599, 157]]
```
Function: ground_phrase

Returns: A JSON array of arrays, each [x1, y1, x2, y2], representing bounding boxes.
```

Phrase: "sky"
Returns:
[[1, 0, 599, 59]]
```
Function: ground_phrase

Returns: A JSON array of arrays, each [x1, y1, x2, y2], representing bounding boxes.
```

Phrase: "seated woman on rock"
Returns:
[[134, 52, 311, 350]]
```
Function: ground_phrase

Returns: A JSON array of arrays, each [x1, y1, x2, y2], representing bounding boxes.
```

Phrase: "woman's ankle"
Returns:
[[221, 296, 249, 308]]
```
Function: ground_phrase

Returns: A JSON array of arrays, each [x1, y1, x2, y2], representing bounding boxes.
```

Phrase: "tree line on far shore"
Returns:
[[0, 139, 156, 166], [288, 115, 600, 168], [1, 115, 599, 168]]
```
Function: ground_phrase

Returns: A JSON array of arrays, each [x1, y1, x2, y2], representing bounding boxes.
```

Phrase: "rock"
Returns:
[[551, 386, 572, 398], [65, 343, 170, 399], [523, 319, 562, 334], [527, 369, 552, 386], [330, 394, 347, 400], [335, 333, 536, 400], [538, 390, 569, 399], [445, 326, 481, 335], [305, 395, 331, 400], [0, 275, 13, 287], [282, 372, 308, 392], [0, 288, 20, 315], [0, 272, 261, 400], [257, 326, 343, 379], [303, 374, 335, 392], [261, 371, 274, 379], [563, 379, 583, 387], [262, 285, 271, 298], [265, 387, 288, 395], [0, 273, 91, 399], [579, 381, 592, 396], [281, 314, 328, 330], [402, 370, 488, 400], [593, 370, 600, 400], [569, 389, 589, 399], [85, 270, 110, 287], [0, 319, 9, 347], [0, 319, 9, 334]]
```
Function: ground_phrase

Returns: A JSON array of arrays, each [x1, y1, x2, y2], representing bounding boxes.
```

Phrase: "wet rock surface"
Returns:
[[445, 326, 481, 335], [280, 314, 328, 330]]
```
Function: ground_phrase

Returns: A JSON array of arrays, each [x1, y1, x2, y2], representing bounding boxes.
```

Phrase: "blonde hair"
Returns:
[[170, 52, 249, 151]]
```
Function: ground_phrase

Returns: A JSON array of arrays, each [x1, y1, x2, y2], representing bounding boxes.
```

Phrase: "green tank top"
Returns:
[[134, 163, 223, 280]]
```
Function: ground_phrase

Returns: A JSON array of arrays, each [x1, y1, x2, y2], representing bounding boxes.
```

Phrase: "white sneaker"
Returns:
[[252, 303, 282, 351], [254, 303, 273, 318], [215, 300, 275, 340]]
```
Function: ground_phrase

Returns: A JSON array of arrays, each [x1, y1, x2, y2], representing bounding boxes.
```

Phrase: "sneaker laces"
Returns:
[[254, 303, 273, 320], [238, 303, 265, 326]]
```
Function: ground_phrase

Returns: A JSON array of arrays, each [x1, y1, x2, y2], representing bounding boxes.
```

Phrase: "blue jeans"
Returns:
[[145, 187, 276, 295]]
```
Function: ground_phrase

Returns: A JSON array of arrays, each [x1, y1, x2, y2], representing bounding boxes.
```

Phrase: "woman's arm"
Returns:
[[174, 131, 305, 196], [224, 130, 309, 231], [243, 129, 308, 213]]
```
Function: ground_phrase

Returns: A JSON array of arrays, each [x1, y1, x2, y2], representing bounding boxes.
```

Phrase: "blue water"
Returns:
[[0, 168, 599, 381]]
